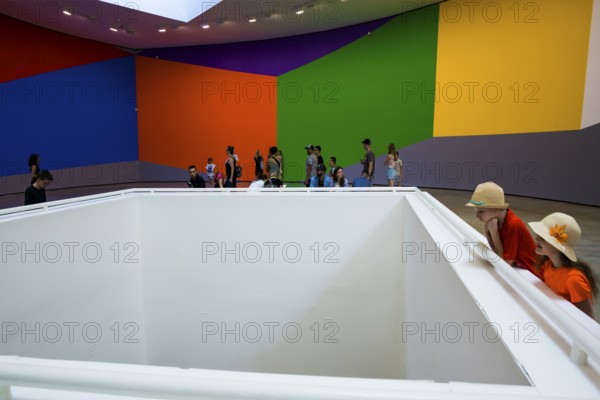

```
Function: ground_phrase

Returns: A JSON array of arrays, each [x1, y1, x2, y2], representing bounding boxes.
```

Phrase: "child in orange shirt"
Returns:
[[529, 213, 597, 319], [466, 182, 538, 276]]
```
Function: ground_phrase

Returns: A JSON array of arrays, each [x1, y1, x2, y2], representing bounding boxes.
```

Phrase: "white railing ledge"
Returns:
[[0, 356, 552, 400], [416, 191, 600, 368]]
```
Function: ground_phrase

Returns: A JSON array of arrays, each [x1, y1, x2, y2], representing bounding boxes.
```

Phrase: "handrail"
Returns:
[[0, 190, 132, 219], [415, 190, 600, 367], [133, 187, 417, 193], [0, 356, 551, 400], [0, 187, 415, 218]]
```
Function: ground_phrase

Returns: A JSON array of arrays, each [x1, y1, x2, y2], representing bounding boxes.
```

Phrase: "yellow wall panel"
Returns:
[[434, 0, 593, 136]]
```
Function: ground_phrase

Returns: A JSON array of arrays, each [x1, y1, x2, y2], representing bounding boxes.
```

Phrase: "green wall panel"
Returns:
[[277, 6, 439, 181]]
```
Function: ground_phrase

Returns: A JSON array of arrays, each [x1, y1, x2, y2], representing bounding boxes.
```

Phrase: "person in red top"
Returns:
[[529, 213, 598, 319], [466, 182, 537, 276]]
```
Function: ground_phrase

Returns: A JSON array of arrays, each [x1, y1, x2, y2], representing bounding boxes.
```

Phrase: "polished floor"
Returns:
[[2, 183, 599, 321]]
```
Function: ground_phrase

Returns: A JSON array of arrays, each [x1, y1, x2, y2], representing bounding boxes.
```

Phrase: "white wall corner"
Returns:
[[582, 0, 600, 129]]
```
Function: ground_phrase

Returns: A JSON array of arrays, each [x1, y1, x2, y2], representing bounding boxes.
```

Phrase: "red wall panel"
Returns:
[[1, 15, 127, 83]]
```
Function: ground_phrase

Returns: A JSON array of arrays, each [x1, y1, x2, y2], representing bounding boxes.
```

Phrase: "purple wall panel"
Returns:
[[398, 124, 600, 206], [139, 18, 392, 76], [139, 161, 188, 182], [0, 161, 141, 197]]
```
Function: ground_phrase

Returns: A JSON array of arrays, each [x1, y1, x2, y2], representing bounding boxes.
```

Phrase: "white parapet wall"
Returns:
[[0, 188, 598, 400]]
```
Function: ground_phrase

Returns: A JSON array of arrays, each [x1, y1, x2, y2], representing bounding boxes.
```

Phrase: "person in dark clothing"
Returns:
[[24, 170, 53, 205], [254, 150, 264, 179], [264, 177, 283, 188], [225, 146, 237, 188], [187, 165, 206, 188], [360, 138, 375, 182], [28, 153, 40, 185], [315, 145, 324, 165]]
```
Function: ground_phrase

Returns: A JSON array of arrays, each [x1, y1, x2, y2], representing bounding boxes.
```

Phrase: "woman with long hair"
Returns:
[[385, 143, 402, 187], [28, 153, 40, 185], [529, 213, 598, 319], [331, 166, 348, 188], [225, 146, 236, 188], [254, 150, 264, 180], [267, 146, 281, 179]]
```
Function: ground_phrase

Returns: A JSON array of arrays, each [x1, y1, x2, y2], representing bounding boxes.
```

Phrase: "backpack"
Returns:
[[235, 164, 242, 178], [352, 177, 371, 187], [264, 177, 283, 188]]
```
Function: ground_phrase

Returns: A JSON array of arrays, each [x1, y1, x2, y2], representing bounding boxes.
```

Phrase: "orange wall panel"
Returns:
[[136, 56, 277, 175]]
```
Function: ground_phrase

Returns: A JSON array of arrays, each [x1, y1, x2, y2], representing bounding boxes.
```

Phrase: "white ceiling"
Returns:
[[2, 0, 444, 50]]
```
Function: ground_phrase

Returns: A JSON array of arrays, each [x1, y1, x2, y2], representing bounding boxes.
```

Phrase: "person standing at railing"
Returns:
[[309, 164, 331, 188], [28, 153, 40, 185], [267, 146, 282, 180], [328, 156, 337, 177], [214, 171, 225, 188], [24, 170, 53, 205], [315, 145, 324, 165], [304, 144, 317, 187], [249, 173, 269, 190], [206, 157, 216, 187], [360, 138, 375, 182], [254, 150, 264, 180], [225, 146, 237, 188], [330, 166, 349, 188], [385, 143, 402, 187], [529, 213, 598, 319], [466, 182, 538, 277], [187, 165, 206, 188]]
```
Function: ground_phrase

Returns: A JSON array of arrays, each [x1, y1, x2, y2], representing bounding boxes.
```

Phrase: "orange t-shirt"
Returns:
[[499, 209, 538, 276], [540, 260, 592, 303]]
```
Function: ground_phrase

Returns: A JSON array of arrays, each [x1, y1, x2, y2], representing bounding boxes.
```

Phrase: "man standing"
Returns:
[[304, 144, 317, 187], [187, 165, 206, 188], [315, 145, 324, 165], [361, 138, 375, 182], [328, 156, 337, 177], [24, 170, 53, 205]]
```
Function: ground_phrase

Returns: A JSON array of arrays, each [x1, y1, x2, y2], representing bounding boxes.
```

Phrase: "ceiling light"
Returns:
[[63, 10, 72, 16], [249, 18, 257, 23], [158, 28, 167, 32], [202, 24, 210, 29], [296, 9, 304, 15], [110, 27, 118, 32]]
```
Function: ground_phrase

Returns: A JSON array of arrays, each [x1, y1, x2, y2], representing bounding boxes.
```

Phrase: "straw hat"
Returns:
[[528, 213, 581, 262], [465, 182, 509, 209]]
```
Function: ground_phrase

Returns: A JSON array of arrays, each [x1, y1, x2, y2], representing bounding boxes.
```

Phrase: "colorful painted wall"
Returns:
[[136, 16, 397, 182], [138, 1, 599, 205], [0, 15, 139, 193], [2, 1, 599, 205]]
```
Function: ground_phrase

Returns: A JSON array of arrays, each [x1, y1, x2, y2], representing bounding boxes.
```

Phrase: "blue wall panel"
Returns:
[[0, 56, 137, 176]]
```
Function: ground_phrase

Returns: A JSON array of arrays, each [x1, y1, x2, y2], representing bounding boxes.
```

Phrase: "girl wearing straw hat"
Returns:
[[529, 213, 598, 319], [466, 182, 537, 276]]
